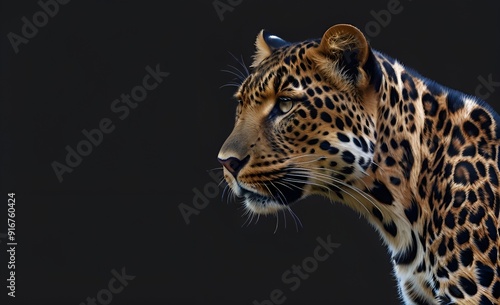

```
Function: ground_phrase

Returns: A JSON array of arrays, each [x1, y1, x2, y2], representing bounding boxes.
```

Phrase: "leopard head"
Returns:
[[218, 24, 379, 215]]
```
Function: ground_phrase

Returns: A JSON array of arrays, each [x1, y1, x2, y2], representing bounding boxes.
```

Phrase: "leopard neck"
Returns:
[[350, 50, 428, 262]]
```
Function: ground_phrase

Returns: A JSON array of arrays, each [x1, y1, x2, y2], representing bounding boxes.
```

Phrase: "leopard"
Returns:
[[217, 24, 500, 304]]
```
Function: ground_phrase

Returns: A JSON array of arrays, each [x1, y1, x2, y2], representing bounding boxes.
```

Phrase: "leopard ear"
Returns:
[[251, 30, 289, 68], [313, 24, 370, 87]]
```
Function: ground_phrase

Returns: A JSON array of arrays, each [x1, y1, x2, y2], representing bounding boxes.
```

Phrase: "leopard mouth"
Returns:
[[237, 174, 307, 214], [241, 189, 286, 214], [241, 189, 270, 202], [241, 188, 280, 207]]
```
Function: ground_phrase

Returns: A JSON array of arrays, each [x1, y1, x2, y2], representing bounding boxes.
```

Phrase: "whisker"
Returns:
[[285, 156, 370, 179], [285, 155, 367, 180], [275, 180, 308, 193], [290, 158, 327, 165], [268, 181, 288, 204], [274, 210, 279, 234], [217, 178, 227, 187], [298, 171, 384, 218], [228, 185, 237, 204], [221, 184, 229, 203], [288, 166, 370, 189], [226, 64, 247, 80], [370, 161, 387, 174], [284, 170, 384, 218], [227, 51, 250, 78], [239, 204, 251, 227], [254, 213, 261, 225], [239, 54, 250, 77], [206, 167, 224, 172], [262, 181, 289, 233], [243, 209, 256, 228], [274, 181, 295, 191], [309, 165, 369, 177], [221, 69, 245, 80], [286, 206, 303, 232], [219, 83, 242, 89], [231, 188, 238, 203], [282, 154, 321, 162], [268, 180, 290, 230], [283, 176, 371, 215], [262, 181, 279, 204], [287, 170, 372, 202], [281, 208, 287, 229]]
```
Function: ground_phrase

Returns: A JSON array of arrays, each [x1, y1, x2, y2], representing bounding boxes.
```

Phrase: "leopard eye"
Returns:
[[278, 97, 293, 113]]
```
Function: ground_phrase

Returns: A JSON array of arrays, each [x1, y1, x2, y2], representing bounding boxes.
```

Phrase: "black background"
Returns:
[[1, 1, 499, 304]]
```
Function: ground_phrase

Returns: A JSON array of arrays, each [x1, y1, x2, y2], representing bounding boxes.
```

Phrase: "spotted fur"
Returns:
[[218, 24, 500, 304]]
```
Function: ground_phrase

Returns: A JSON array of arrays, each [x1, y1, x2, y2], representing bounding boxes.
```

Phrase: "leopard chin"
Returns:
[[243, 197, 286, 215], [239, 187, 294, 214], [239, 178, 308, 215], [226, 172, 308, 215]]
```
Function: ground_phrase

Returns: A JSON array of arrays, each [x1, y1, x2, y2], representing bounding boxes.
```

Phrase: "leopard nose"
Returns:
[[218, 156, 250, 177]]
